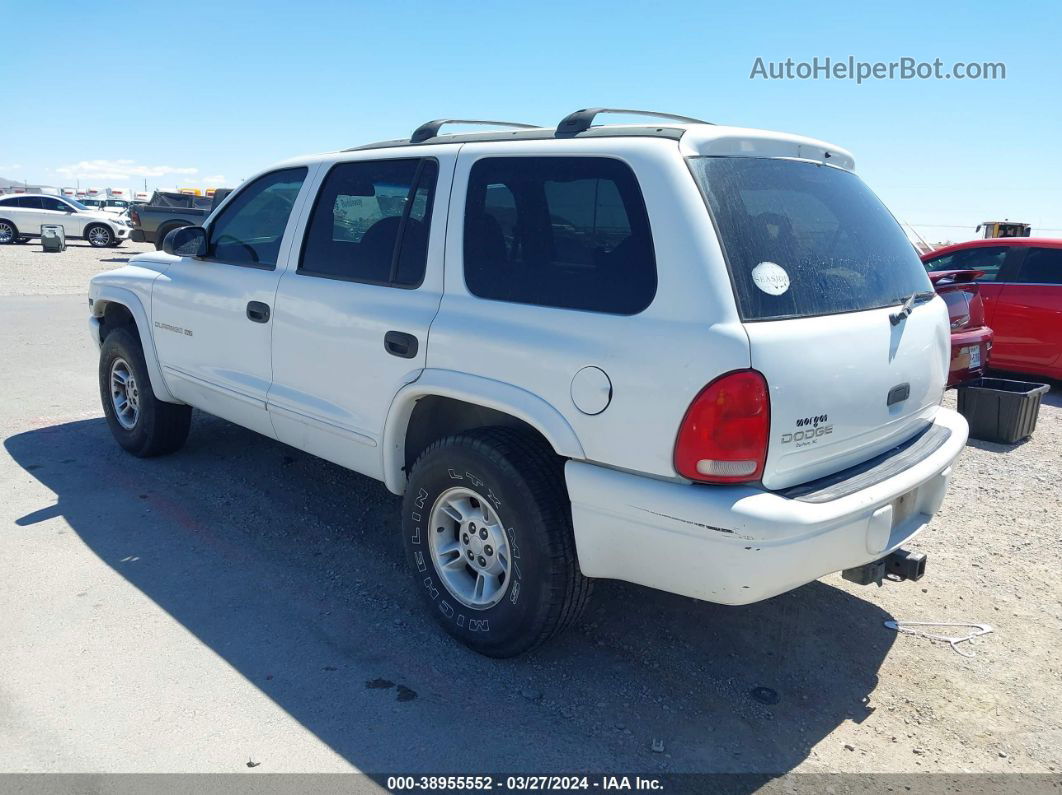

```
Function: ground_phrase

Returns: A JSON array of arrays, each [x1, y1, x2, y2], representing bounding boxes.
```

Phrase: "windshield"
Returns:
[[64, 197, 89, 210], [689, 157, 931, 321]]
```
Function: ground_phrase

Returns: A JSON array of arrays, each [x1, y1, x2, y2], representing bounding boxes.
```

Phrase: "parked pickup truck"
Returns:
[[129, 191, 227, 248], [88, 109, 968, 657]]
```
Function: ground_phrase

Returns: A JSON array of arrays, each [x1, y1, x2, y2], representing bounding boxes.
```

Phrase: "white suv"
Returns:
[[0, 194, 131, 247], [88, 109, 968, 656]]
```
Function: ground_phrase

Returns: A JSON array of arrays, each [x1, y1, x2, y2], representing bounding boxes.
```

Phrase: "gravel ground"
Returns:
[[0, 238, 155, 296], [0, 241, 1059, 776]]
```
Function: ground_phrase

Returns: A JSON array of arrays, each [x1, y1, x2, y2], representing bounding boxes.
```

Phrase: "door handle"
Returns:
[[384, 330, 418, 359], [246, 301, 271, 323]]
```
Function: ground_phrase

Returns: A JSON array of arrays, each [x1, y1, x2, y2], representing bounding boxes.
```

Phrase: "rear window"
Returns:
[[690, 157, 931, 321], [924, 246, 1008, 281]]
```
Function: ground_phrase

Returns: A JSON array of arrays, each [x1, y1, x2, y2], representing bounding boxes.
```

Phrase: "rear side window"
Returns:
[[300, 158, 437, 287], [690, 157, 932, 321], [16, 197, 44, 209], [464, 156, 656, 314], [924, 246, 1007, 281], [207, 167, 307, 268], [1015, 247, 1062, 285]]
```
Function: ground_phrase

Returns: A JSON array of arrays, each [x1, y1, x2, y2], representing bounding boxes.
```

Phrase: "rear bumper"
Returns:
[[948, 326, 993, 387], [566, 406, 968, 605]]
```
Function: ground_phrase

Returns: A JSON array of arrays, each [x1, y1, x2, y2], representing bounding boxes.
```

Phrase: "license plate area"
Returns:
[[891, 489, 917, 528]]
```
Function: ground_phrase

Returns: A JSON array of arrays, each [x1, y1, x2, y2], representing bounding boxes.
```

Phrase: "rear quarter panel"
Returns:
[[429, 138, 749, 478]]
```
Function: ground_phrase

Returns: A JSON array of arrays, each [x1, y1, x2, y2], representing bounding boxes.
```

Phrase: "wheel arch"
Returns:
[[382, 370, 585, 495], [155, 220, 191, 248], [91, 287, 179, 404]]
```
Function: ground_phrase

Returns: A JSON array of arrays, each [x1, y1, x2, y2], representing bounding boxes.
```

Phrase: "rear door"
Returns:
[[267, 152, 451, 480], [15, 197, 47, 234], [689, 156, 947, 490], [992, 246, 1062, 377]]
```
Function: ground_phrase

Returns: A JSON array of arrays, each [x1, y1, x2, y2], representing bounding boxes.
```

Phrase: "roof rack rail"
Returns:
[[410, 119, 541, 144], [556, 108, 712, 135]]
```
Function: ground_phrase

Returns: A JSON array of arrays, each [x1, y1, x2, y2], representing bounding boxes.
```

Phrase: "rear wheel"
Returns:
[[154, 223, 188, 250], [86, 224, 113, 248], [99, 327, 191, 457], [402, 427, 591, 657], [0, 220, 17, 244]]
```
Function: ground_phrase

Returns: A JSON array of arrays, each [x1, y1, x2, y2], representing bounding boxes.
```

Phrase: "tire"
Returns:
[[99, 327, 192, 457], [402, 427, 591, 657], [85, 223, 114, 248], [0, 219, 17, 244], [154, 223, 188, 250]]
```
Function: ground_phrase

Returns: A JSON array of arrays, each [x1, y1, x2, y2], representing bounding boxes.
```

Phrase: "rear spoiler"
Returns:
[[928, 269, 984, 285]]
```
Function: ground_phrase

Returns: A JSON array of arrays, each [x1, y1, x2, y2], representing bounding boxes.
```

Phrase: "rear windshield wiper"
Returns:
[[889, 291, 935, 326]]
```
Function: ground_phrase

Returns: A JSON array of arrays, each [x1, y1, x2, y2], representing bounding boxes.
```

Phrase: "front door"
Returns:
[[38, 196, 84, 236], [268, 154, 449, 479], [151, 166, 314, 437]]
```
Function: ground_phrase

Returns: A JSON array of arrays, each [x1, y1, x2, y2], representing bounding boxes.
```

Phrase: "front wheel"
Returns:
[[86, 224, 114, 247], [99, 327, 192, 457], [402, 427, 591, 657]]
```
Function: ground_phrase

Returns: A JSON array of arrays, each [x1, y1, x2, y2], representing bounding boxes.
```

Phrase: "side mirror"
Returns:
[[163, 225, 207, 258]]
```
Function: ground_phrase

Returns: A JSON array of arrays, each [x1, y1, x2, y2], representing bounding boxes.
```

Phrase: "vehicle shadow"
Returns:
[[5, 415, 896, 780]]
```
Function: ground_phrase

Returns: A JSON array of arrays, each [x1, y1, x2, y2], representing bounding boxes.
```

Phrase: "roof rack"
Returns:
[[410, 118, 541, 144], [556, 108, 712, 135]]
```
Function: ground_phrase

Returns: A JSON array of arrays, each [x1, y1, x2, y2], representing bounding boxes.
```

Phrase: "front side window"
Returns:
[[300, 158, 438, 286], [463, 156, 657, 315], [40, 197, 70, 212], [207, 167, 307, 268], [924, 246, 1008, 281], [1015, 247, 1062, 285], [690, 157, 932, 321]]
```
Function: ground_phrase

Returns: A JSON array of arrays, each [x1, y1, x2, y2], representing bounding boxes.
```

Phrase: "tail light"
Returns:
[[674, 370, 770, 484], [129, 209, 140, 227]]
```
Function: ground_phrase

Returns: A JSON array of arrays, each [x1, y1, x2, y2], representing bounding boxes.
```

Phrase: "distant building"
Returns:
[[0, 177, 59, 195]]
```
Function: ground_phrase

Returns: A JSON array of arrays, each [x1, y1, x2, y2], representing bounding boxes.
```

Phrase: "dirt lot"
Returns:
[[0, 239, 1059, 776], [0, 238, 157, 297]]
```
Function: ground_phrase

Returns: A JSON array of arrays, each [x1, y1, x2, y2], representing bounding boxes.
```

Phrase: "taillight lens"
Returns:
[[129, 209, 140, 227], [674, 369, 770, 484]]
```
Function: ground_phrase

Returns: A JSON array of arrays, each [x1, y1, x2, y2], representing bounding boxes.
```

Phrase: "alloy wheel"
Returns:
[[428, 486, 513, 609], [110, 357, 141, 430]]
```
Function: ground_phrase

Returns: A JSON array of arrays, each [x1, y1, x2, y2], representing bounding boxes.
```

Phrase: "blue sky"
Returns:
[[2, 0, 1059, 243]]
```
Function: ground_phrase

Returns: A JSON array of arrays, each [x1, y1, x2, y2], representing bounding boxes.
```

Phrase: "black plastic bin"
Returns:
[[956, 377, 1050, 444]]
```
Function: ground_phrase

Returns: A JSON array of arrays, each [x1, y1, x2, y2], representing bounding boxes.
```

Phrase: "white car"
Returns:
[[0, 194, 131, 247], [88, 109, 968, 657]]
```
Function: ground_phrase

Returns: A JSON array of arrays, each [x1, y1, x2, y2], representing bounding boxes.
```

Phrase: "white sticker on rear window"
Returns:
[[751, 261, 790, 296]]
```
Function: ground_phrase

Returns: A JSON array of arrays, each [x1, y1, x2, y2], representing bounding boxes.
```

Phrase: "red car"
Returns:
[[927, 268, 993, 386], [923, 238, 1062, 382]]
